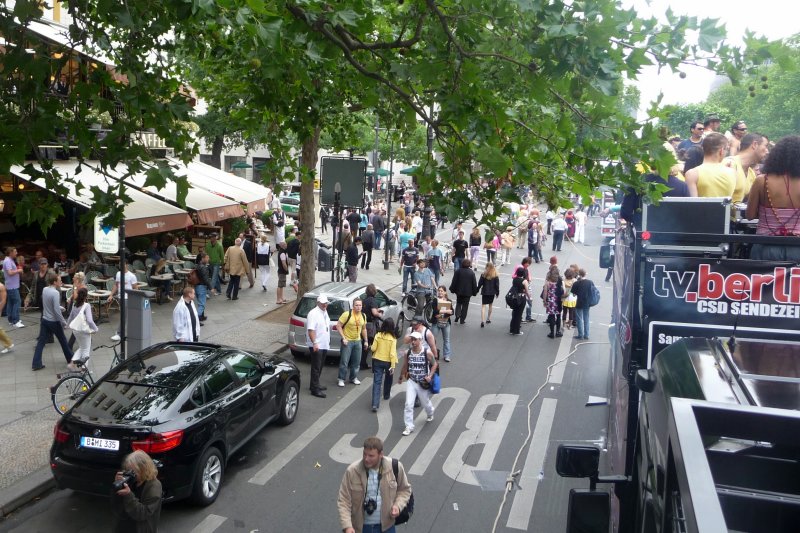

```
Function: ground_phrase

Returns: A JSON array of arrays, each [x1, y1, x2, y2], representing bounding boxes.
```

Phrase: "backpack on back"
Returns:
[[589, 282, 601, 307]]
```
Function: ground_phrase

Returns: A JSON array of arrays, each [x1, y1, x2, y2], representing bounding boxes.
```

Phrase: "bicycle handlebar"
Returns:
[[93, 342, 121, 351]]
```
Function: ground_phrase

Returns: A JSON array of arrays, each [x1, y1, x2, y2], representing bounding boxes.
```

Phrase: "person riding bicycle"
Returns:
[[411, 258, 436, 316]]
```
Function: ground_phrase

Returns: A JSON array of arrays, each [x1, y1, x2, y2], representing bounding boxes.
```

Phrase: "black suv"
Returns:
[[50, 342, 300, 505]]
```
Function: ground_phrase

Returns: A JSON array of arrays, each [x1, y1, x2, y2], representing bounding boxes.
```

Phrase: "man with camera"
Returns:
[[111, 450, 162, 532], [337, 436, 412, 533]]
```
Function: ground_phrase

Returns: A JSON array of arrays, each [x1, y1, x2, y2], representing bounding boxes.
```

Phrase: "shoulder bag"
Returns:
[[69, 304, 93, 334]]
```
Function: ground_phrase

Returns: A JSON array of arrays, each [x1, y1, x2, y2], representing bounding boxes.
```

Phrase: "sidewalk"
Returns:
[[0, 226, 409, 517]]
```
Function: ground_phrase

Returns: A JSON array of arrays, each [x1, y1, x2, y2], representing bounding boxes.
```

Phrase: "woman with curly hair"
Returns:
[[747, 136, 800, 261]]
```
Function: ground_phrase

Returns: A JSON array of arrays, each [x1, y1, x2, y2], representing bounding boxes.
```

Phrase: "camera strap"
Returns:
[[363, 461, 383, 503]]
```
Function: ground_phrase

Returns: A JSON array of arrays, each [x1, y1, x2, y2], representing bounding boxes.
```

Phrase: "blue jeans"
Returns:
[[33, 319, 73, 368], [453, 257, 462, 271], [374, 233, 382, 250], [525, 297, 533, 321], [6, 288, 20, 325], [434, 321, 451, 359], [402, 266, 415, 293], [338, 340, 362, 382], [362, 524, 395, 533], [195, 284, 208, 316], [430, 266, 440, 286], [371, 359, 393, 408], [575, 306, 590, 338], [210, 264, 222, 293]]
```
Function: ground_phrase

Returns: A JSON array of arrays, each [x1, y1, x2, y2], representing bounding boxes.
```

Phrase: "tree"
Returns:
[[4, 0, 790, 259]]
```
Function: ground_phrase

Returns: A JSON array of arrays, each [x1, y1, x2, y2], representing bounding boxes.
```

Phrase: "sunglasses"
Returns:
[[694, 127, 705, 131], [736, 128, 748, 132]]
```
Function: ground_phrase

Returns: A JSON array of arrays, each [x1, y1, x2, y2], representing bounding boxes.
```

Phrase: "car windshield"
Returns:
[[294, 296, 348, 319], [281, 197, 300, 206], [76, 381, 182, 425], [106, 346, 215, 388]]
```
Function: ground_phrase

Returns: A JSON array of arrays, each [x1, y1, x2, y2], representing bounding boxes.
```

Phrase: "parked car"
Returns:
[[50, 342, 300, 505], [280, 193, 301, 218], [288, 282, 403, 358]]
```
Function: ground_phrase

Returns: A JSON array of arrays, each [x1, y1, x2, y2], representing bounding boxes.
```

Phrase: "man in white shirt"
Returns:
[[108, 263, 139, 342], [411, 211, 423, 240], [273, 206, 286, 245], [172, 286, 200, 342], [551, 214, 568, 251], [574, 210, 588, 244], [306, 295, 331, 398], [165, 236, 179, 261]]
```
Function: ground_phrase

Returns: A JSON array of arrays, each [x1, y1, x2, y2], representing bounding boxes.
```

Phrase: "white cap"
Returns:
[[317, 295, 329, 303], [409, 331, 423, 340]]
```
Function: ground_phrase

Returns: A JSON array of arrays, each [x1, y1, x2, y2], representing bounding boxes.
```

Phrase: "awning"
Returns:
[[367, 168, 390, 177], [171, 158, 273, 215], [123, 163, 243, 225], [23, 19, 114, 66], [399, 166, 418, 175], [10, 161, 192, 237]]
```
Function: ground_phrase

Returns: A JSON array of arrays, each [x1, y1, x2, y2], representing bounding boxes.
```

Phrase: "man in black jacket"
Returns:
[[345, 237, 363, 283], [346, 210, 362, 237], [360, 225, 375, 269], [448, 258, 478, 324], [370, 210, 386, 250]]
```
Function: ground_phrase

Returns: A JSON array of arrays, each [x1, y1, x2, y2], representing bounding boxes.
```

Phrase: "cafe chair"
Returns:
[[85, 271, 103, 283], [105, 279, 121, 313], [132, 259, 145, 271], [183, 260, 196, 269], [106, 265, 118, 279]]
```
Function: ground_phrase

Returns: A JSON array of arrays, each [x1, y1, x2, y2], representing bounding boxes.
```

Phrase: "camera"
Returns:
[[363, 498, 377, 515], [112, 469, 137, 491]]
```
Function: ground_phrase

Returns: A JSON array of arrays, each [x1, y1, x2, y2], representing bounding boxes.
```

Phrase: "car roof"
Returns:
[[303, 281, 370, 300]]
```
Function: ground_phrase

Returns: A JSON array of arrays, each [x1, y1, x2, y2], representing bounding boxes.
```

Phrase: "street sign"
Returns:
[[94, 217, 119, 254]]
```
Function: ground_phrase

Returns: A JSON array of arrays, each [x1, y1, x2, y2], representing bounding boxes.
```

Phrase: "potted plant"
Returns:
[[86, 108, 113, 129]]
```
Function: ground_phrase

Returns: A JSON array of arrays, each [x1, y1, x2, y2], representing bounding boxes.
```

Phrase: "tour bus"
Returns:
[[557, 196, 800, 533]]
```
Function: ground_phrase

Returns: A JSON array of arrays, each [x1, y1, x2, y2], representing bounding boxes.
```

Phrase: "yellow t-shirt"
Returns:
[[338, 310, 364, 341], [725, 156, 757, 200], [696, 163, 736, 198], [370, 332, 398, 367]]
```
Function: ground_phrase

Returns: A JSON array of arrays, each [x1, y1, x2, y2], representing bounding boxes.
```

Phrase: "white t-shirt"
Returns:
[[306, 305, 331, 349], [115, 271, 138, 300], [412, 215, 423, 234]]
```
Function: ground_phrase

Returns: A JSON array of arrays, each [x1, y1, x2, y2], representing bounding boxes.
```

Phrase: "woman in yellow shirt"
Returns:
[[370, 318, 398, 412]]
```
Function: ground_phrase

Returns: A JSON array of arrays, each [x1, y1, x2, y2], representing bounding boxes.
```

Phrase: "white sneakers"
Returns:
[[402, 427, 413, 436], [426, 415, 435, 422], [0, 344, 13, 354], [110, 334, 121, 341], [13, 321, 24, 329], [338, 379, 345, 387], [351, 378, 361, 385]]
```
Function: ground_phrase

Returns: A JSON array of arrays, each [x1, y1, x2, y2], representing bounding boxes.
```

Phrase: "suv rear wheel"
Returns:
[[191, 446, 224, 506]]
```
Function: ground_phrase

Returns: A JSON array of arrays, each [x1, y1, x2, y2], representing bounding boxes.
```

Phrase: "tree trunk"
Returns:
[[210, 135, 224, 169], [298, 127, 321, 296]]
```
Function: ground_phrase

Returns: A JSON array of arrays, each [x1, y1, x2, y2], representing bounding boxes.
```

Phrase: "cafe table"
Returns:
[[88, 289, 112, 323]]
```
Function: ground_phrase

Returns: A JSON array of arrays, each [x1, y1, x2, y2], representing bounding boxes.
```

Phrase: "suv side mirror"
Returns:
[[556, 445, 600, 478], [635, 368, 656, 393]]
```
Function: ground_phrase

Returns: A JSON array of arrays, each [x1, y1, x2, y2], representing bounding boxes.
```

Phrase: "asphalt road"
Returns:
[[0, 218, 613, 533]]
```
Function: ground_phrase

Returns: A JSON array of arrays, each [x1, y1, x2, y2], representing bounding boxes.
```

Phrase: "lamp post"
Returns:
[[332, 182, 341, 282], [383, 138, 395, 270], [421, 112, 435, 240]]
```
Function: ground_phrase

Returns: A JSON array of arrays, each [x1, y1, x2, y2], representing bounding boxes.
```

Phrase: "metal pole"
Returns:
[[422, 110, 435, 240], [384, 138, 394, 270], [374, 116, 380, 194], [118, 219, 126, 360], [332, 183, 340, 282]]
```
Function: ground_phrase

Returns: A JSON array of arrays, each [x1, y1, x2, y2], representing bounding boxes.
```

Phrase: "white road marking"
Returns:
[[248, 381, 367, 485], [404, 387, 471, 475], [190, 514, 228, 533], [506, 398, 558, 530], [442, 394, 517, 485], [548, 330, 574, 384]]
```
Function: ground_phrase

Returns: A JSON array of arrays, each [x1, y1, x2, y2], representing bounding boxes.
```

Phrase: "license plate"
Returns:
[[80, 436, 120, 451]]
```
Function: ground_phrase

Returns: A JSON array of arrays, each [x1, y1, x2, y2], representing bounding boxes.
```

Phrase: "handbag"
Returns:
[[69, 304, 93, 334], [392, 458, 414, 525], [431, 372, 441, 394]]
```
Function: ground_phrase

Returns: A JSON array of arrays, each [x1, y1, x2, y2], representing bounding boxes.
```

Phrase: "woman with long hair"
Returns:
[[476, 262, 500, 327], [67, 271, 87, 350], [486, 230, 500, 264], [66, 287, 98, 371], [369, 318, 398, 411], [432, 286, 454, 361], [111, 450, 163, 532], [542, 266, 564, 338], [469, 227, 482, 268]]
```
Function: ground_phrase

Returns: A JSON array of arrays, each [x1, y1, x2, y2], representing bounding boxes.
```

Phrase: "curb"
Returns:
[[0, 467, 56, 518]]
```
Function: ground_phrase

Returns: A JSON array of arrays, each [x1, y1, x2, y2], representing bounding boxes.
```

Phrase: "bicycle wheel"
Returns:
[[423, 300, 436, 324], [402, 294, 418, 321], [52, 375, 92, 415]]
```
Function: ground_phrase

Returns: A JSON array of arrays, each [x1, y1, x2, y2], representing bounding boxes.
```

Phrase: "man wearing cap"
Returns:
[[704, 114, 721, 134], [398, 331, 438, 436], [306, 295, 331, 398]]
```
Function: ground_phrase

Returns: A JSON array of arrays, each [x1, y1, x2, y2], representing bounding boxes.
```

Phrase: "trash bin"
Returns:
[[318, 247, 332, 272]]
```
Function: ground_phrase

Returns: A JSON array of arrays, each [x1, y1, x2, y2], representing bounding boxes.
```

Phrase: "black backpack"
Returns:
[[392, 458, 414, 525], [505, 285, 526, 308]]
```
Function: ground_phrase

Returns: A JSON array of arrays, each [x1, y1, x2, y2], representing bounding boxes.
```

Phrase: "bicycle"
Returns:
[[51, 342, 122, 415], [335, 255, 347, 282], [439, 242, 453, 272], [400, 290, 436, 324]]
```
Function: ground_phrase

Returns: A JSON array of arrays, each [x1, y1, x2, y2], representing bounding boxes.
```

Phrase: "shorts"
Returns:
[[278, 273, 287, 288]]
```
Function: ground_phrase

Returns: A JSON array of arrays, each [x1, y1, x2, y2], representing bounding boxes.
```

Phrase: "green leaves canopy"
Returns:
[[2, 0, 781, 231]]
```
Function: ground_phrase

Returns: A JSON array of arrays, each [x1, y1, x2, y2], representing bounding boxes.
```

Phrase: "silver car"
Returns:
[[287, 282, 403, 358]]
